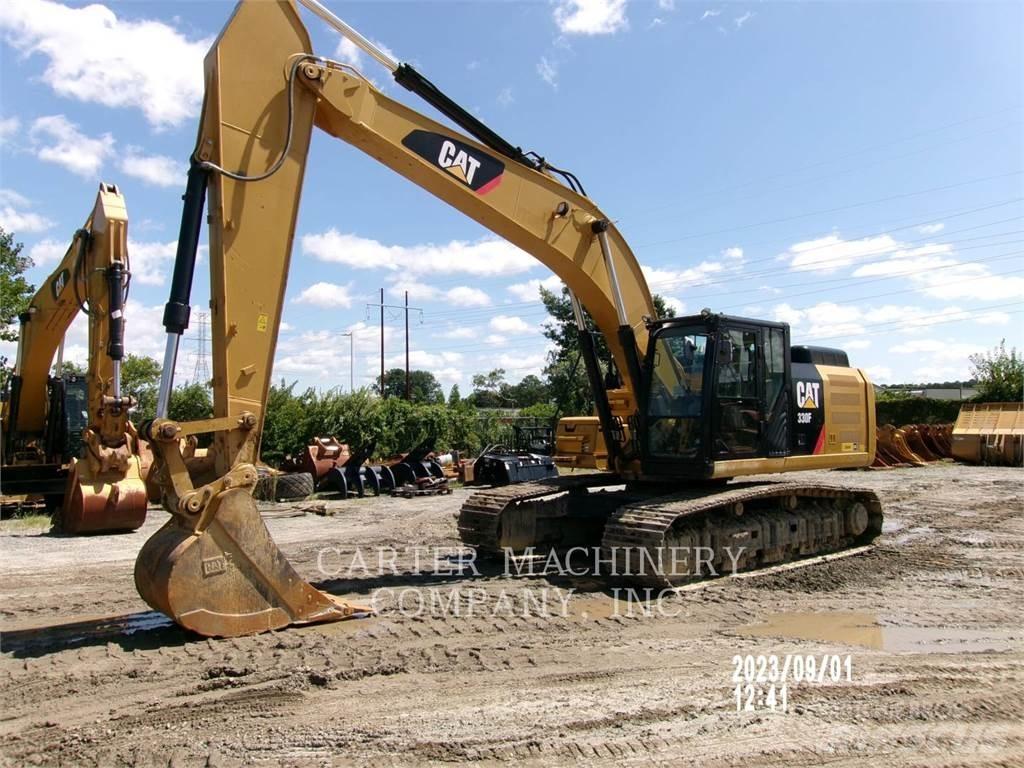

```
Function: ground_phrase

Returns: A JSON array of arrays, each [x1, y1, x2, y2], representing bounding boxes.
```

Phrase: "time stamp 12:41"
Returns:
[[732, 654, 854, 713]]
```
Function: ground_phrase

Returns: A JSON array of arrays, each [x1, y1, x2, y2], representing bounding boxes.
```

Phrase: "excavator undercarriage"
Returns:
[[459, 477, 883, 587]]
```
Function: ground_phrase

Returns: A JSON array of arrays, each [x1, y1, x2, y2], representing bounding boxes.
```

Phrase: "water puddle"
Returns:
[[738, 611, 1017, 654]]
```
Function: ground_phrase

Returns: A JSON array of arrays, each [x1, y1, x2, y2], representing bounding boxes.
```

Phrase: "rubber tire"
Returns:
[[254, 471, 315, 502]]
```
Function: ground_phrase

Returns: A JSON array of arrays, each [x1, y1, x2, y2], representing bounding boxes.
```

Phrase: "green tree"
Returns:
[[58, 360, 87, 377], [539, 285, 676, 416], [374, 367, 443, 403], [121, 354, 162, 421], [447, 383, 461, 405], [0, 227, 34, 342], [970, 340, 1023, 402], [503, 374, 550, 408], [169, 382, 214, 422], [469, 368, 509, 408]]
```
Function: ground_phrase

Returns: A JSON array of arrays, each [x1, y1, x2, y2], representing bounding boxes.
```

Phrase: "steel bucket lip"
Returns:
[[134, 490, 372, 637]]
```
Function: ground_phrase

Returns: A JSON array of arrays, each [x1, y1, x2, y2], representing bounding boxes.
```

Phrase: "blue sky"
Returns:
[[1, 0, 1021, 395]]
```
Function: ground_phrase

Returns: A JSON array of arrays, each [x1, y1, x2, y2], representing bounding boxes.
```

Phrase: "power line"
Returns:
[[630, 170, 1023, 248], [424, 219, 1024, 322], [619, 104, 1023, 222]]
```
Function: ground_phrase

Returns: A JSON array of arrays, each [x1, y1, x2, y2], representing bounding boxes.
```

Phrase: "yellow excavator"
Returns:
[[1, 184, 147, 533], [136, 0, 882, 637]]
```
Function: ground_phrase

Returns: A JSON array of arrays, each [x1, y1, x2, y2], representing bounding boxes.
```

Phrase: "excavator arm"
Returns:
[[138, 0, 656, 637], [1, 184, 146, 532]]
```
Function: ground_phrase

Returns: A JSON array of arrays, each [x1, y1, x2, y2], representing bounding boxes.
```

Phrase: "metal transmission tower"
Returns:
[[191, 311, 211, 386]]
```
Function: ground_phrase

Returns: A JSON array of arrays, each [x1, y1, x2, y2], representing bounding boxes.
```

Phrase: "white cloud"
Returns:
[[700, 9, 721, 21], [842, 339, 871, 350], [917, 223, 945, 235], [0, 0, 209, 128], [447, 286, 491, 307], [783, 233, 901, 274], [302, 229, 536, 277], [734, 11, 753, 29], [658, 0, 676, 10], [30, 115, 113, 177], [126, 240, 177, 286], [0, 188, 53, 233], [293, 281, 354, 308], [334, 35, 364, 67], [865, 365, 892, 383], [852, 254, 958, 279], [28, 238, 66, 267], [507, 275, 563, 302], [436, 327, 475, 339], [554, 0, 628, 35], [662, 296, 685, 316], [485, 334, 507, 345], [0, 116, 19, 141], [489, 315, 531, 334], [537, 56, 558, 88], [642, 260, 723, 289], [437, 327, 475, 340], [119, 146, 183, 188], [722, 246, 743, 261], [497, 87, 514, 108], [910, 264, 1024, 302]]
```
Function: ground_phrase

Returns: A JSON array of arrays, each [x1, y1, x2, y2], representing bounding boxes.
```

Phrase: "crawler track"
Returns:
[[458, 476, 884, 584], [601, 482, 884, 587]]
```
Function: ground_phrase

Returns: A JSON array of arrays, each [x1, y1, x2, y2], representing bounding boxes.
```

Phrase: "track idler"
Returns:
[[135, 461, 367, 637]]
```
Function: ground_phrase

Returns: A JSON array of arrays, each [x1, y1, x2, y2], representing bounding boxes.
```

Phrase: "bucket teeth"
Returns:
[[135, 486, 368, 637]]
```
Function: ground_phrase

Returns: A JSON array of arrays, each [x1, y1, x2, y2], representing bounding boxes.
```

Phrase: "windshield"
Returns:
[[646, 329, 707, 458]]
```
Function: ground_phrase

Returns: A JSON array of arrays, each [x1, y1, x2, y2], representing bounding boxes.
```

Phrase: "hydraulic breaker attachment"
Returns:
[[135, 417, 369, 637]]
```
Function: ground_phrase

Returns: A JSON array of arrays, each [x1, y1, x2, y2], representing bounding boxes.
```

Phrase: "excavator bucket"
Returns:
[[952, 403, 1024, 466], [135, 486, 366, 637], [60, 458, 147, 533]]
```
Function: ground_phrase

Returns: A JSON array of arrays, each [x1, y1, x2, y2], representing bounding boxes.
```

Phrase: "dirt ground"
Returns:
[[1, 465, 1022, 767]]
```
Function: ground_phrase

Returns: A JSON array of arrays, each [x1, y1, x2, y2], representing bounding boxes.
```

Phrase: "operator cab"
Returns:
[[641, 312, 805, 479]]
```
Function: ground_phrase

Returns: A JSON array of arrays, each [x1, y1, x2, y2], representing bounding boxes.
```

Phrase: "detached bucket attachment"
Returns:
[[60, 457, 147, 533], [952, 402, 1024, 466], [135, 479, 367, 637], [389, 438, 444, 486], [318, 441, 395, 498], [281, 436, 350, 482]]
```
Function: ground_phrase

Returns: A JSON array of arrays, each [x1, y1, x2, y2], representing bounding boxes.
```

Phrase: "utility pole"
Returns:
[[341, 331, 354, 392], [404, 290, 410, 400], [364, 294, 424, 399], [379, 287, 385, 398]]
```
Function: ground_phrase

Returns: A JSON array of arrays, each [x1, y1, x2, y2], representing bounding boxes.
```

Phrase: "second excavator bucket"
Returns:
[[952, 402, 1024, 466], [61, 459, 147, 534], [135, 484, 366, 637]]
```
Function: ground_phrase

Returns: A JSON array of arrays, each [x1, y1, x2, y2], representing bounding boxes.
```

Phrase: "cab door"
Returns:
[[761, 326, 790, 457], [712, 327, 763, 458]]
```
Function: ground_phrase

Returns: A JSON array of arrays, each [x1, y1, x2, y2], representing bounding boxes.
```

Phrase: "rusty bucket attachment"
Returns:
[[319, 441, 395, 498], [135, 463, 368, 637], [281, 436, 350, 482], [59, 456, 147, 534]]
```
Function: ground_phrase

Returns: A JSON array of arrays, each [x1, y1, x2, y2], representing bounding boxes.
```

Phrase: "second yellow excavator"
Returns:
[[0, 184, 147, 533], [136, 0, 882, 637]]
